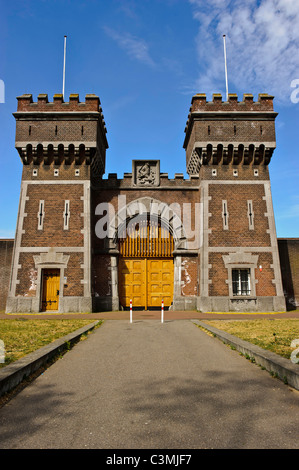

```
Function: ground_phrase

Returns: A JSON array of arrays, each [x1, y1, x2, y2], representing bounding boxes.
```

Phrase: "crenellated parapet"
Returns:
[[15, 93, 107, 115], [96, 166, 200, 189], [187, 92, 275, 115], [184, 93, 278, 176], [13, 93, 108, 176]]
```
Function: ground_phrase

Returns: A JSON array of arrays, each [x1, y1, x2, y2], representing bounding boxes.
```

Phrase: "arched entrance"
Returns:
[[118, 215, 174, 309]]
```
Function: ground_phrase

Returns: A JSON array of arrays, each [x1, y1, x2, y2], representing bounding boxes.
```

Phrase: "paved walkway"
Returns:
[[0, 319, 298, 449]]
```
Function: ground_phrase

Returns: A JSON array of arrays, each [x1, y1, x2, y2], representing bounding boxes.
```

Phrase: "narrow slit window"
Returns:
[[37, 200, 45, 230], [55, 125, 58, 135], [29, 125, 31, 136], [247, 200, 254, 230], [81, 125, 84, 136], [222, 200, 229, 230], [232, 268, 251, 296], [63, 200, 70, 230]]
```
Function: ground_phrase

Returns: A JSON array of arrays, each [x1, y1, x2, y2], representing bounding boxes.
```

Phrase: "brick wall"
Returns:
[[254, 252, 276, 297], [16, 119, 99, 143], [0, 240, 14, 311], [278, 239, 299, 309], [22, 183, 85, 248], [208, 183, 270, 247]]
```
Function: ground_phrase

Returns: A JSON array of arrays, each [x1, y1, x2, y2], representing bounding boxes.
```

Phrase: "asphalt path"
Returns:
[[0, 319, 298, 449]]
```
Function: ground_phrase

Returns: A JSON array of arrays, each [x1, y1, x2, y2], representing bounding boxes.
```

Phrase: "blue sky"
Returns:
[[0, 0, 298, 238]]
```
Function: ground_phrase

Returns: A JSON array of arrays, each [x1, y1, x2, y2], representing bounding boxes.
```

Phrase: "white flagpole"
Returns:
[[223, 34, 229, 101], [62, 35, 67, 99]]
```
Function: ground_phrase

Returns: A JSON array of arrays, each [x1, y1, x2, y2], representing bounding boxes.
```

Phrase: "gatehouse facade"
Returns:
[[5, 91, 286, 313]]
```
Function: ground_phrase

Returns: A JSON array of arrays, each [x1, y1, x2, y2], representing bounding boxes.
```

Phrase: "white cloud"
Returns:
[[188, 0, 299, 102], [104, 27, 156, 67]]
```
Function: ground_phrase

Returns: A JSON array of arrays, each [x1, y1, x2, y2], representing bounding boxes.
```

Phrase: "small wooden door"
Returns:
[[41, 269, 60, 311]]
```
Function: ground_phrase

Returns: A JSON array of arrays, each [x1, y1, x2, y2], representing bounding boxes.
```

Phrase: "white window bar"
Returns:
[[247, 200, 254, 230], [63, 200, 70, 230], [37, 200, 45, 230], [222, 200, 229, 230]]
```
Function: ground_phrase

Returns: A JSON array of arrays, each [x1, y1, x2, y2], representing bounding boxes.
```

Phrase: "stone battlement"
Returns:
[[185, 93, 275, 133], [14, 93, 108, 175], [185, 93, 275, 135], [96, 169, 200, 189], [16, 93, 105, 116], [190, 93, 274, 113]]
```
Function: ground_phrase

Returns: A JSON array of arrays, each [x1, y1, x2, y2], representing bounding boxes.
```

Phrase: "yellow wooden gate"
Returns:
[[147, 258, 174, 307], [41, 269, 60, 311], [118, 218, 174, 309]]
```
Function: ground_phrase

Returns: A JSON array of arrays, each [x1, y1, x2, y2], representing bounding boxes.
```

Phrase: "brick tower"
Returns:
[[183, 93, 285, 312], [6, 93, 108, 313]]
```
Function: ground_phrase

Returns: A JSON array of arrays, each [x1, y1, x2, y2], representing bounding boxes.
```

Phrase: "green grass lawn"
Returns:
[[204, 319, 299, 359], [0, 319, 101, 367]]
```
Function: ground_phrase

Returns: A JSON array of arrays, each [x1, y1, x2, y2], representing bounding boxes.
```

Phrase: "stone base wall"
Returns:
[[198, 295, 286, 313], [5, 295, 92, 314]]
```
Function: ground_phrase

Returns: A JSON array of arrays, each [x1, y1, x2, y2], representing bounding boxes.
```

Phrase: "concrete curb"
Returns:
[[0, 321, 100, 398], [192, 320, 299, 391]]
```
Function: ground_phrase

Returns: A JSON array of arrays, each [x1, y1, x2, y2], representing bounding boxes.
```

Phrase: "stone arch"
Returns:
[[107, 196, 188, 250], [105, 197, 189, 310]]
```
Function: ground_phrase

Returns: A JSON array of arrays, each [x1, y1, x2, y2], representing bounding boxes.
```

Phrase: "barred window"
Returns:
[[63, 200, 70, 230], [222, 200, 229, 230], [247, 200, 254, 230], [232, 268, 251, 296], [37, 200, 45, 230]]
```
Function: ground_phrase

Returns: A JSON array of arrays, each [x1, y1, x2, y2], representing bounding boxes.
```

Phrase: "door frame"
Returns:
[[106, 196, 189, 311], [41, 268, 61, 312], [33, 250, 70, 312]]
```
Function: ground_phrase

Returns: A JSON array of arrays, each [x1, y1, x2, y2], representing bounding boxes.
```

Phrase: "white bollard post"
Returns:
[[161, 299, 164, 323], [130, 299, 132, 323]]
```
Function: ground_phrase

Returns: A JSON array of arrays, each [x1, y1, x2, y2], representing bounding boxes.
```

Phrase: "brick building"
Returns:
[[4, 92, 288, 313]]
